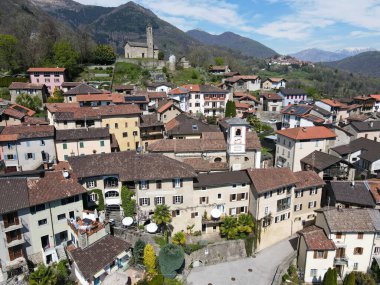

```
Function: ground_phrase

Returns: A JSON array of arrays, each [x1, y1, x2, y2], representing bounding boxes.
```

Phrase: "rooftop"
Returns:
[[260, 92, 282, 100], [225, 75, 260, 83], [281, 104, 313, 116], [76, 93, 124, 103], [166, 113, 220, 136], [8, 82, 45, 90], [182, 158, 229, 173], [367, 179, 380, 204], [331, 138, 380, 163], [351, 120, 380, 132], [277, 126, 336, 140], [298, 225, 335, 251], [0, 125, 54, 141], [312, 105, 331, 117], [320, 99, 348, 108], [64, 83, 104, 96], [27, 67, 65, 72], [194, 171, 251, 188], [247, 168, 298, 194], [328, 181, 375, 208], [301, 151, 342, 171], [294, 170, 325, 190], [278, 88, 306, 96], [0, 178, 29, 214]]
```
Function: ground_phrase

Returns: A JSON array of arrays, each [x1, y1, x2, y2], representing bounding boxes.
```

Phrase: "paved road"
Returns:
[[186, 237, 297, 285]]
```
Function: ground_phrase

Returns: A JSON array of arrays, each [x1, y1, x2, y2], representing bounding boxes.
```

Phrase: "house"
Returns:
[[354, 95, 375, 113], [61, 82, 82, 93], [123, 94, 150, 114], [55, 128, 111, 161], [139, 114, 164, 151], [314, 99, 349, 124], [260, 93, 283, 112], [345, 120, 380, 141], [146, 91, 167, 110], [310, 105, 334, 124], [223, 75, 261, 92], [278, 88, 308, 107], [156, 100, 182, 124], [235, 94, 261, 111], [63, 83, 105, 103], [235, 102, 254, 118], [113, 85, 134, 95], [0, 170, 86, 282], [27, 67, 66, 94], [46, 104, 141, 151], [0, 125, 56, 172], [76, 93, 124, 107], [0, 103, 36, 127], [165, 113, 220, 139], [300, 151, 354, 181], [326, 181, 376, 209], [298, 208, 380, 282], [370, 94, 380, 112], [124, 25, 159, 59], [182, 158, 229, 173], [367, 179, 380, 208], [178, 57, 190, 69], [168, 86, 190, 112], [146, 82, 175, 94], [8, 82, 48, 103], [275, 126, 337, 171], [281, 104, 314, 129], [208, 65, 231, 75], [68, 235, 131, 285], [262, 78, 287, 90]]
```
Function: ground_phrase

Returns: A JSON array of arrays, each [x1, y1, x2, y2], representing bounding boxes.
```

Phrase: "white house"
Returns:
[[278, 88, 308, 107]]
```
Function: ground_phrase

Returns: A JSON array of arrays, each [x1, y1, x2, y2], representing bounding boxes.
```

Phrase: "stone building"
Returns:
[[124, 25, 159, 59]]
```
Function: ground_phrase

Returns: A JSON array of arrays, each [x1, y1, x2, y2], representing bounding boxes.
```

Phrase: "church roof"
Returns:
[[125, 41, 159, 49]]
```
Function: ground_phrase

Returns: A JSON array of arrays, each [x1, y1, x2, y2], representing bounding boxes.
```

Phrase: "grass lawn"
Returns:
[[113, 62, 144, 85], [171, 68, 204, 85]]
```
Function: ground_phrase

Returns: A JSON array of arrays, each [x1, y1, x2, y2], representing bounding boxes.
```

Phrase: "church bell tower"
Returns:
[[146, 24, 154, 59]]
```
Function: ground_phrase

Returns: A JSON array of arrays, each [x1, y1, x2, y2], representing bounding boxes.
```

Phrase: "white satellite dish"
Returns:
[[146, 223, 158, 233], [210, 208, 222, 219], [122, 217, 134, 226]]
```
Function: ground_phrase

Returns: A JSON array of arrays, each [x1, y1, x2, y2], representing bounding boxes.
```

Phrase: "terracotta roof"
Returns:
[[346, 104, 361, 111], [234, 102, 251, 109], [300, 114, 325, 124], [301, 151, 342, 171], [147, 92, 167, 99], [267, 77, 286, 83], [247, 168, 298, 194], [298, 225, 335, 251], [328, 181, 375, 208], [233, 92, 250, 98], [68, 152, 197, 181], [45, 102, 80, 112], [64, 83, 104, 96], [320, 99, 348, 109], [294, 170, 325, 190], [157, 101, 175, 114], [246, 132, 261, 150], [237, 94, 261, 104], [182, 158, 228, 172], [27, 171, 86, 206], [225, 75, 259, 83], [113, 84, 134, 91], [76, 93, 124, 103], [148, 138, 226, 153], [56, 128, 110, 141], [3, 108, 27, 120], [367, 179, 380, 203], [223, 71, 240, 77], [27, 67, 65, 72], [168, 86, 191, 95], [69, 236, 131, 281], [276, 126, 336, 140], [194, 171, 251, 188], [23, 116, 49, 125], [260, 92, 282, 100], [347, 114, 369, 122], [0, 178, 29, 214], [8, 82, 45, 90], [8, 104, 35, 116], [0, 125, 54, 140], [354, 95, 374, 101], [369, 94, 380, 102]]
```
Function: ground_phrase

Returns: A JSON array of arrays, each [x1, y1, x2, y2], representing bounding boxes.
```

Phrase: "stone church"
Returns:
[[124, 25, 159, 59]]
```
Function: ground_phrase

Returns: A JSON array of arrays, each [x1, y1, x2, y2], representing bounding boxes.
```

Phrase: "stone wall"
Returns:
[[113, 227, 160, 253]]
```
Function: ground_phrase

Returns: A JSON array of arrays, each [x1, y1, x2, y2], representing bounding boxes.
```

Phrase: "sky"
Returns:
[[74, 0, 380, 54]]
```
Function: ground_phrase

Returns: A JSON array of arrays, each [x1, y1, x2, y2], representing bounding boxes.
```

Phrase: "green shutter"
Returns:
[[63, 143, 67, 150]]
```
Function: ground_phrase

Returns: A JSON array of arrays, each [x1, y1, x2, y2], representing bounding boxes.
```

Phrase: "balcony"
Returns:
[[1, 221, 23, 233], [334, 256, 349, 266], [5, 235, 25, 248]]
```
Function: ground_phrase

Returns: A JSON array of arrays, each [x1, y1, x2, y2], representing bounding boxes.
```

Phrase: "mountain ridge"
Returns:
[[291, 48, 377, 63]]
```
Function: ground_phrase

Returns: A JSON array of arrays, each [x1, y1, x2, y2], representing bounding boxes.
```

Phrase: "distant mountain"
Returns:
[[290, 48, 348, 62], [187, 29, 278, 59], [322, 51, 380, 77]]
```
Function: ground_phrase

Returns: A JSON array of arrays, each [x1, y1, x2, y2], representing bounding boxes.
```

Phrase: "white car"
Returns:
[[267, 119, 277, 124]]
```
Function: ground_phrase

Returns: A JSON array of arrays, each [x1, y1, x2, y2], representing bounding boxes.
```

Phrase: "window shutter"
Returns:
[[15, 215, 19, 224], [147, 198, 150, 206], [237, 194, 241, 201], [300, 204, 303, 210], [237, 207, 241, 214], [154, 197, 157, 205], [230, 194, 233, 202], [173, 196, 176, 204], [294, 205, 297, 211], [313, 251, 317, 259], [139, 199, 143, 206], [172, 210, 176, 217], [180, 179, 183, 187], [139, 181, 142, 189], [6, 232, 11, 243], [181, 196, 184, 204], [191, 212, 195, 218], [25, 153, 28, 160], [147, 181, 149, 189], [32, 153, 35, 160], [315, 188, 318, 195], [206, 197, 209, 204], [172, 179, 175, 188], [229, 208, 232, 215], [17, 230, 21, 240], [162, 197, 165, 204], [3, 217, 8, 228], [200, 197, 202, 204], [14, 154, 17, 160], [3, 153, 6, 161], [323, 251, 327, 259]]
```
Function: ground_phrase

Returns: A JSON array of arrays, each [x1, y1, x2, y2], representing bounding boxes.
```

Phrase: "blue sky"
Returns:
[[75, 0, 380, 54]]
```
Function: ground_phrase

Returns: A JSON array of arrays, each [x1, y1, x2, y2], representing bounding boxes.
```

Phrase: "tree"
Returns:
[[29, 261, 71, 285], [53, 40, 79, 76], [0, 34, 18, 71], [225, 100, 236, 117], [158, 244, 184, 279], [16, 93, 42, 111], [343, 272, 355, 285], [92, 44, 116, 64], [371, 259, 380, 282], [158, 51, 165, 60], [323, 268, 337, 285], [143, 243, 157, 276], [47, 87, 64, 103], [214, 57, 224, 66], [172, 232, 186, 246], [121, 186, 136, 217], [237, 214, 254, 238], [133, 239, 146, 265], [220, 216, 238, 240], [152, 204, 172, 241]]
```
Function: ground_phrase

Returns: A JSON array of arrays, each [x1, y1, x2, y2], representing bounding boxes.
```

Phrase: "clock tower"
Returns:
[[226, 118, 249, 155]]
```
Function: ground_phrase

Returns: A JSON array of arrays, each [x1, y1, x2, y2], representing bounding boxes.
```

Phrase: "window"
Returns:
[[264, 191, 272, 199], [57, 214, 66, 220], [64, 155, 68, 161], [106, 124, 109, 128], [230, 194, 237, 201], [125, 122, 128, 128], [264, 206, 269, 215], [233, 184, 237, 188], [86, 180, 97, 188], [173, 195, 183, 204], [277, 197, 291, 212], [63, 143, 67, 150], [88, 193, 98, 202], [38, 219, 48, 226], [353, 263, 359, 270], [123, 132, 128, 138], [310, 188, 317, 195], [354, 247, 363, 255], [105, 191, 119, 198], [358, 232, 363, 239], [100, 140, 105, 147], [235, 128, 241, 136], [173, 178, 181, 188], [139, 198, 150, 206], [277, 188, 285, 195], [133, 131, 138, 136], [155, 196, 164, 205], [294, 204, 302, 211], [262, 216, 271, 227], [135, 121, 138, 127], [192, 124, 198, 131], [315, 140, 319, 147], [375, 247, 380, 255], [173, 209, 181, 217], [200, 196, 208, 204], [115, 123, 118, 129], [314, 251, 324, 259], [191, 212, 199, 218], [195, 103, 200, 107], [295, 191, 303, 198], [26, 153, 34, 159], [308, 201, 317, 209], [310, 269, 317, 278], [156, 180, 162, 189], [217, 193, 222, 199], [140, 180, 148, 190], [79, 141, 84, 148], [336, 232, 342, 239]]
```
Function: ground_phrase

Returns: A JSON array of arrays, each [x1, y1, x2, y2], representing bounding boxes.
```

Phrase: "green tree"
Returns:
[[153, 204, 172, 241], [323, 268, 337, 285], [371, 259, 380, 282], [214, 57, 224, 66], [16, 93, 42, 111], [120, 186, 136, 217], [172, 232, 186, 246], [220, 216, 238, 240], [237, 214, 254, 238], [133, 239, 146, 265], [158, 51, 165, 60], [143, 243, 157, 276], [29, 264, 57, 285], [53, 40, 79, 76], [92, 44, 116, 64], [225, 100, 236, 117], [158, 244, 184, 279], [0, 34, 18, 71], [47, 87, 64, 103], [343, 272, 355, 285], [191, 70, 198, 79]]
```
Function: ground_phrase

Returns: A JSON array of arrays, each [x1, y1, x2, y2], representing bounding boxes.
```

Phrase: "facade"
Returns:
[[0, 125, 56, 172], [139, 114, 164, 152], [146, 82, 175, 94], [262, 78, 286, 90], [315, 99, 349, 124], [156, 100, 182, 124], [63, 83, 105, 103], [208, 65, 231, 75], [124, 25, 159, 59], [344, 120, 380, 141], [260, 93, 283, 112], [370, 94, 380, 112], [223, 76, 261, 92], [275, 126, 337, 171], [354, 96, 375, 113], [55, 128, 111, 161], [281, 104, 314, 129], [27, 67, 66, 94], [8, 82, 48, 103], [278, 88, 308, 107]]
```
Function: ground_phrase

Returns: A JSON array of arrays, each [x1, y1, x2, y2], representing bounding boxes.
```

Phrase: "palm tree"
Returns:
[[29, 264, 57, 285], [152, 204, 172, 241], [220, 216, 238, 239], [172, 231, 186, 246]]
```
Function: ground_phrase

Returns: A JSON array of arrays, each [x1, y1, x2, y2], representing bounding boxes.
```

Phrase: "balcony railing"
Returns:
[[1, 221, 23, 233], [334, 256, 349, 265], [5, 235, 25, 248]]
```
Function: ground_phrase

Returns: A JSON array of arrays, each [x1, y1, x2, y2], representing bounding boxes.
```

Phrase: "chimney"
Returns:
[[370, 121, 374, 128], [302, 127, 307, 132]]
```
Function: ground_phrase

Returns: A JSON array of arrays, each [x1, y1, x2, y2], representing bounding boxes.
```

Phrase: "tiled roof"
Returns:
[[346, 114, 369, 122], [346, 104, 362, 111], [328, 181, 375, 208], [157, 100, 175, 113], [294, 170, 325, 190], [332, 138, 380, 163], [194, 171, 251, 188], [301, 151, 342, 171], [168, 87, 191, 95], [260, 92, 282, 100], [319, 208, 379, 233], [354, 95, 374, 101], [76, 93, 124, 103], [3, 107, 27, 119], [113, 84, 134, 91], [369, 94, 380, 102], [8, 104, 35, 117], [199, 85, 227, 93], [182, 158, 228, 172], [279, 88, 306, 96], [247, 168, 298, 194], [281, 104, 313, 115], [8, 82, 45, 90], [237, 94, 261, 104], [225, 75, 259, 83], [45, 102, 80, 112], [126, 41, 158, 49], [69, 236, 131, 280], [23, 116, 49, 125], [234, 102, 251, 109], [233, 92, 250, 98], [68, 152, 197, 181], [27, 171, 86, 206], [147, 92, 167, 99], [61, 82, 82, 88], [367, 179, 380, 203], [312, 105, 331, 117], [166, 113, 220, 135], [147, 82, 176, 89], [56, 128, 110, 141], [267, 77, 286, 83], [298, 225, 335, 251], [277, 126, 336, 140], [351, 120, 380, 132], [0, 178, 29, 214], [300, 114, 325, 124], [140, 114, 164, 128], [64, 83, 104, 95], [27, 67, 65, 72], [0, 125, 54, 140], [148, 138, 226, 153], [320, 99, 348, 108]]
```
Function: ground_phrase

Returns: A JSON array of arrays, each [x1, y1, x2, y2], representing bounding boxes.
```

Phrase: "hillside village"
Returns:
[[1, 8, 380, 285]]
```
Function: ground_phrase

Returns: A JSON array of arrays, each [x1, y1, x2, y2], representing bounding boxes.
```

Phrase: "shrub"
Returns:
[[133, 239, 146, 265], [172, 232, 186, 246], [158, 244, 184, 279], [183, 243, 205, 255], [84, 189, 104, 211], [143, 244, 157, 276], [121, 186, 135, 217]]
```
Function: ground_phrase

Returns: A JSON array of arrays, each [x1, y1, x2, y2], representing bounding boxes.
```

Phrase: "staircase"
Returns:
[[105, 205, 122, 226]]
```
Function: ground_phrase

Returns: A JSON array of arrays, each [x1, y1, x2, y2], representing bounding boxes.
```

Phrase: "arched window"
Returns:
[[105, 191, 119, 198], [214, 157, 222, 163], [235, 128, 241, 136], [104, 177, 118, 188]]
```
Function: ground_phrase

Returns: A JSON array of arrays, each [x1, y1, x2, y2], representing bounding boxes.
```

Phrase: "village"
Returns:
[[1, 23, 380, 285]]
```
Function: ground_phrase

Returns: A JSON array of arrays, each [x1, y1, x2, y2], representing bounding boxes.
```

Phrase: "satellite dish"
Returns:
[[63, 171, 69, 179], [146, 223, 158, 233], [122, 217, 134, 226], [210, 208, 222, 219]]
